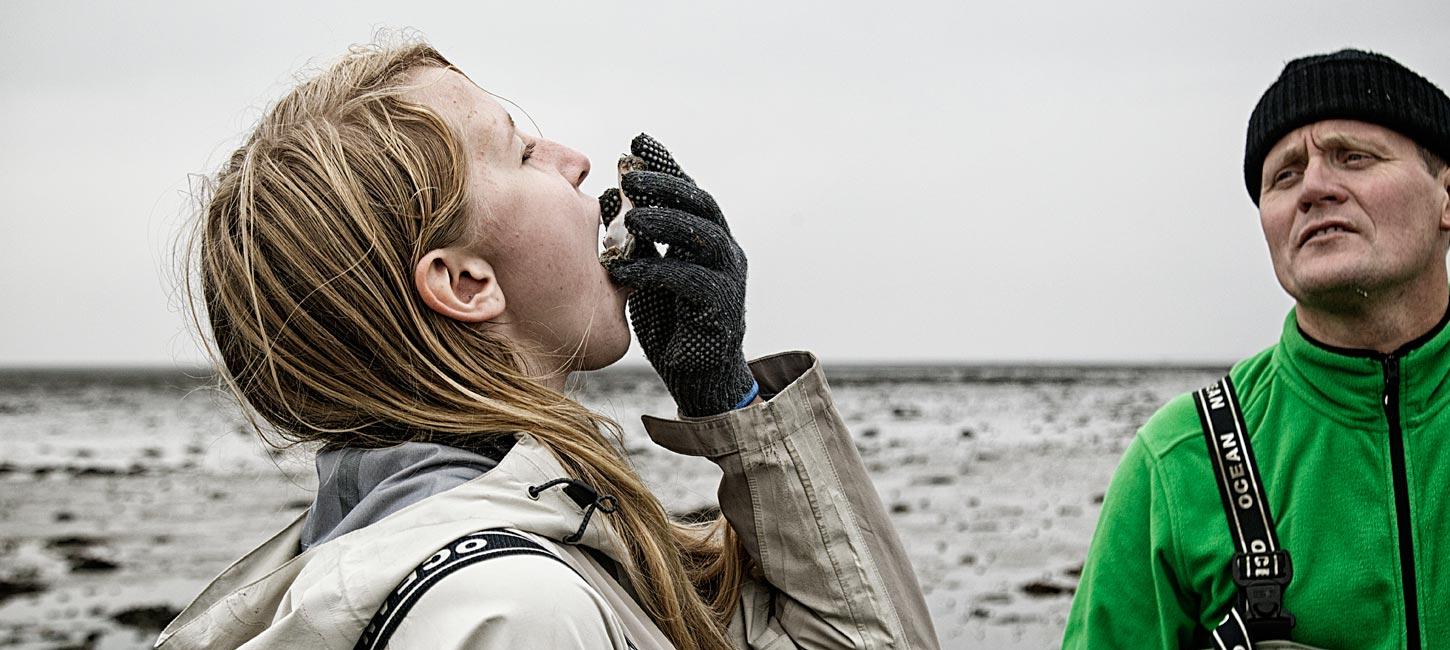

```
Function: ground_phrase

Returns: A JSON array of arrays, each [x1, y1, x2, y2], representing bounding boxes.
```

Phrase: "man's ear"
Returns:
[[1439, 167, 1450, 232], [414, 248, 505, 323]]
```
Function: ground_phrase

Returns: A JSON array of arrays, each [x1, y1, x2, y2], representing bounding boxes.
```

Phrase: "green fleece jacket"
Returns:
[[1063, 310, 1450, 649]]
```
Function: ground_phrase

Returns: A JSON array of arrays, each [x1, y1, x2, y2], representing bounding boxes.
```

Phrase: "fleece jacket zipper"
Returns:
[[1382, 356, 1420, 650]]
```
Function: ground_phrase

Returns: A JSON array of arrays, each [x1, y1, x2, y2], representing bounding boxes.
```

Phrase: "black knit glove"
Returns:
[[600, 134, 756, 417]]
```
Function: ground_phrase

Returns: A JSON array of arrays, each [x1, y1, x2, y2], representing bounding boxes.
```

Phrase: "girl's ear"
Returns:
[[414, 248, 506, 323]]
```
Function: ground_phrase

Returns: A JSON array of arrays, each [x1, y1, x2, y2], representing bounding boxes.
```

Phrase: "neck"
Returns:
[[540, 372, 568, 392], [1295, 279, 1450, 354], [513, 347, 572, 392], [525, 355, 570, 392]]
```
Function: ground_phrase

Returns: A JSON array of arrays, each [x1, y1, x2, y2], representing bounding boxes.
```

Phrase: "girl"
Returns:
[[160, 40, 937, 650]]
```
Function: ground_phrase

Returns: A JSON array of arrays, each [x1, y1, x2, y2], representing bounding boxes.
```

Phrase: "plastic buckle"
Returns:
[[1232, 551, 1296, 639]]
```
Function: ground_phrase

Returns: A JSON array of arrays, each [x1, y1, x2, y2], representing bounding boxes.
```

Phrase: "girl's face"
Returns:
[[409, 68, 631, 377]]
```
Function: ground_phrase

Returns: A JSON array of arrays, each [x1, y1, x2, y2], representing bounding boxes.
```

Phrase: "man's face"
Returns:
[[1258, 119, 1450, 306]]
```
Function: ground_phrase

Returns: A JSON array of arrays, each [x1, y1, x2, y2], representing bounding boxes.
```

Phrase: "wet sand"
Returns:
[[0, 364, 1224, 649]]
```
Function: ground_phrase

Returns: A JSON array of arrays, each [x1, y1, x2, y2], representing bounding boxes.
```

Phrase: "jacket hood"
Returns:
[[156, 434, 633, 649]]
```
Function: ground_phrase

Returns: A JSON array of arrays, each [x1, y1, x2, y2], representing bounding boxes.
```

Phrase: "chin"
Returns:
[[1283, 261, 1383, 305]]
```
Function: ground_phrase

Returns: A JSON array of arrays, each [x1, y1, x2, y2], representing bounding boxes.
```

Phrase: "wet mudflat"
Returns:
[[0, 364, 1223, 649]]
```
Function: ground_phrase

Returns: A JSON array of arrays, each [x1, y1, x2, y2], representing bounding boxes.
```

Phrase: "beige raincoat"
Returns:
[[156, 352, 939, 649]]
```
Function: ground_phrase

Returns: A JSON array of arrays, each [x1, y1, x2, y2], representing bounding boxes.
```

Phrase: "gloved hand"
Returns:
[[599, 134, 756, 417]]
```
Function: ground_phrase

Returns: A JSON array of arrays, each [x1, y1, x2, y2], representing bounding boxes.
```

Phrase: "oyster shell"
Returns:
[[601, 154, 647, 263]]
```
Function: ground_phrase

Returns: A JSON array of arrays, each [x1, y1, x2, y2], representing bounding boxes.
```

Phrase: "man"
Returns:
[[1063, 49, 1450, 649]]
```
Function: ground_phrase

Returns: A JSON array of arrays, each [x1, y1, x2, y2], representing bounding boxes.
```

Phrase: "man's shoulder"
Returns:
[[1134, 343, 1280, 461], [1133, 391, 1205, 461]]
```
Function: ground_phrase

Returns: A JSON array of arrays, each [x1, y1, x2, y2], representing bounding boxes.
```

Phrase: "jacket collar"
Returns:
[[1274, 303, 1450, 425], [300, 441, 502, 551], [157, 434, 630, 648]]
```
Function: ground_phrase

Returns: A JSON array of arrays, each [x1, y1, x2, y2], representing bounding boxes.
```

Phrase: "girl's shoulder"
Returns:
[[382, 548, 621, 649]]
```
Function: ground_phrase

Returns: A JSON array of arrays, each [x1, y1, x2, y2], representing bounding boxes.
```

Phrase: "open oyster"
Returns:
[[600, 154, 647, 263]]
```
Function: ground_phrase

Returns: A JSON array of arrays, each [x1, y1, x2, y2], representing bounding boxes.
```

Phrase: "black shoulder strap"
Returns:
[[1193, 376, 1295, 648], [353, 529, 577, 650]]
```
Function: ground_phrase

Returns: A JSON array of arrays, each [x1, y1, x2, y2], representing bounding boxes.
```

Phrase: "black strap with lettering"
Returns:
[[353, 529, 576, 650], [1193, 376, 1295, 648]]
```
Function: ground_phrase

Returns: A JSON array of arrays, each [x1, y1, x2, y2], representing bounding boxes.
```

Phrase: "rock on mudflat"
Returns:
[[112, 605, 181, 633], [1020, 580, 1075, 598], [0, 578, 48, 603]]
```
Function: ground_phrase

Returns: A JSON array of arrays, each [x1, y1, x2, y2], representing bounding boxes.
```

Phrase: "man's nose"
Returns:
[[542, 139, 590, 188], [1296, 157, 1347, 213]]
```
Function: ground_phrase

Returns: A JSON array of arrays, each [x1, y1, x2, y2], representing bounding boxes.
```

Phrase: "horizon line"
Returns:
[[0, 358, 1236, 373]]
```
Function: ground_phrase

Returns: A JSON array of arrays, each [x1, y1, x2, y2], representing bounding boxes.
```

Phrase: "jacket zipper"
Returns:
[[1382, 356, 1420, 650]]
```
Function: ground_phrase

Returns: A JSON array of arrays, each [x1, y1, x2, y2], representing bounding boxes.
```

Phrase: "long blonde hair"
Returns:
[[187, 40, 746, 649]]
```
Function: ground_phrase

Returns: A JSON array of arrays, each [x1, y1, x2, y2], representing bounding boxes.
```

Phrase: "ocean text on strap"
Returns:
[[1193, 376, 1295, 649]]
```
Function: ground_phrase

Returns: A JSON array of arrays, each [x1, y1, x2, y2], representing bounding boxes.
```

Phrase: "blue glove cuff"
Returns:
[[733, 379, 761, 410]]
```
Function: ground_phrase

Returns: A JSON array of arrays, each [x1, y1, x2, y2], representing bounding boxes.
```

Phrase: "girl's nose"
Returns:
[[544, 139, 589, 188]]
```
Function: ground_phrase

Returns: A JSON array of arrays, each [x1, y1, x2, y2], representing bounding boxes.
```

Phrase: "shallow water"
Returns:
[[0, 363, 1224, 649]]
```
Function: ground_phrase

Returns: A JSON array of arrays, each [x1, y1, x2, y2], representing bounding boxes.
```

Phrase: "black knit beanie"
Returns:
[[1244, 48, 1450, 204]]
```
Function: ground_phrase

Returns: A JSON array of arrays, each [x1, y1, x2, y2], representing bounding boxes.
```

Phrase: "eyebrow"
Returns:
[[1312, 133, 1387, 154], [494, 112, 518, 154], [1265, 132, 1388, 172], [1265, 142, 1307, 172]]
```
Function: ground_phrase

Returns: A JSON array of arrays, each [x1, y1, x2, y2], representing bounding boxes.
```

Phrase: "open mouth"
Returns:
[[1298, 222, 1355, 247], [600, 155, 646, 263]]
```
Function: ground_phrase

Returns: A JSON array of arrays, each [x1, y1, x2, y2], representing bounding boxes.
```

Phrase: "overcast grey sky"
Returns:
[[2, 0, 1447, 366]]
